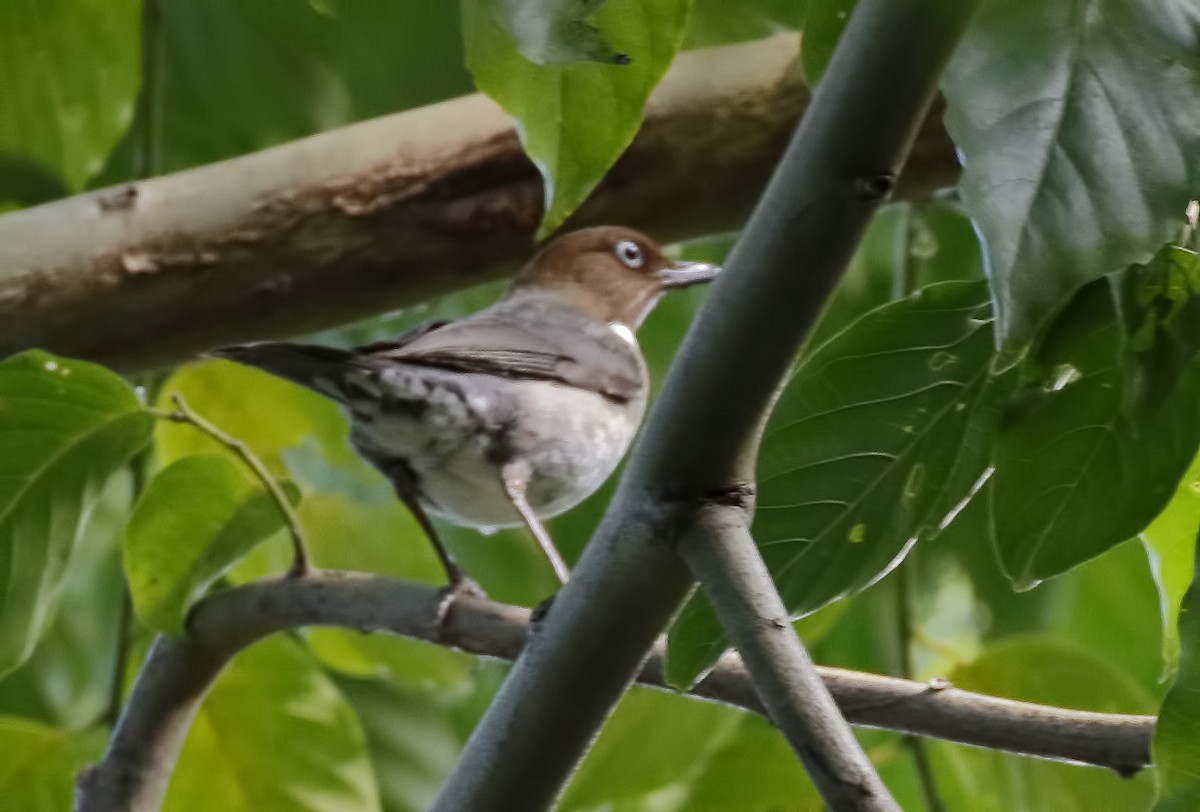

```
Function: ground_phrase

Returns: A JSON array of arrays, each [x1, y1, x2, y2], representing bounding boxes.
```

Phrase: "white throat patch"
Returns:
[[608, 322, 637, 347]]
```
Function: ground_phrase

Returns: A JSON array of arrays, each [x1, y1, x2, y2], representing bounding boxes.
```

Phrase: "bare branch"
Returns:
[[74, 572, 1152, 811], [0, 35, 956, 372]]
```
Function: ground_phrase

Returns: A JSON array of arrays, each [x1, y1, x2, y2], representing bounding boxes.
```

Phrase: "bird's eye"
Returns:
[[614, 240, 644, 269]]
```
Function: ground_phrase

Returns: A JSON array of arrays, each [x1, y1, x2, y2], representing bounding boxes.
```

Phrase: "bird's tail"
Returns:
[[208, 342, 359, 400]]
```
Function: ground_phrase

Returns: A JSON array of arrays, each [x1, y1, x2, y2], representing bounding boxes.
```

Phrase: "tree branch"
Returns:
[[0, 35, 957, 372], [679, 509, 897, 809], [74, 571, 1153, 811], [432, 1, 979, 809]]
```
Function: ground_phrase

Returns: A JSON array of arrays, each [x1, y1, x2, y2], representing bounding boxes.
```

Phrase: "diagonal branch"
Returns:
[[0, 35, 957, 372], [432, 1, 980, 809], [74, 571, 1153, 811]]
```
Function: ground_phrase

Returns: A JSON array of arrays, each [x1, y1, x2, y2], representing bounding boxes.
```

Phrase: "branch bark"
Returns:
[[679, 510, 897, 809], [0, 35, 956, 372], [432, 1, 978, 809], [74, 572, 1153, 811]]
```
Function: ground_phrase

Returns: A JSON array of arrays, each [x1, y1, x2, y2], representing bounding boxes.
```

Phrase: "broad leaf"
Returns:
[[0, 0, 139, 197], [667, 281, 1003, 686], [496, 0, 627, 65], [462, 0, 690, 237], [930, 636, 1154, 810], [0, 718, 106, 811], [0, 350, 152, 676], [1156, 538, 1200, 812], [944, 0, 1200, 354], [164, 636, 380, 811], [123, 453, 300, 635], [990, 274, 1200, 588]]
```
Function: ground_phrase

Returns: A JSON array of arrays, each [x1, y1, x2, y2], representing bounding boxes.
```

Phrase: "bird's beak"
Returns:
[[656, 260, 720, 289]]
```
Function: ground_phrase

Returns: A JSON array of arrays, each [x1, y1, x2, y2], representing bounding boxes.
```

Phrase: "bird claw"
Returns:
[[431, 572, 487, 640]]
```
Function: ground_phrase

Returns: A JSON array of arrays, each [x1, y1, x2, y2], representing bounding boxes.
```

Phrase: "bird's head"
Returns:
[[508, 226, 720, 329]]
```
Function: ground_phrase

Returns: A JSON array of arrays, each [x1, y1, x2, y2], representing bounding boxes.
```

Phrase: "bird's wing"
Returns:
[[362, 315, 644, 403]]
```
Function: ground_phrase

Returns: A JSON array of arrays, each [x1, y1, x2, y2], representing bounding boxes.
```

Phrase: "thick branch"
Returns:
[[680, 509, 896, 809], [74, 572, 1152, 811], [433, 2, 977, 809], [0, 35, 956, 372]]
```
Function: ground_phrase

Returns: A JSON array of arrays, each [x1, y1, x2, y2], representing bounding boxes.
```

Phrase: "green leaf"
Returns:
[[0, 471, 130, 726], [667, 281, 1004, 687], [799, 0, 856, 86], [94, 0, 473, 181], [0, 0, 139, 196], [682, 0, 803, 50], [462, 0, 690, 237], [164, 635, 380, 812], [123, 453, 300, 635], [943, 0, 1200, 355], [495, 0, 627, 65], [930, 636, 1155, 811], [990, 277, 1200, 588], [0, 350, 153, 677], [1156, 539, 1200, 811], [1142, 449, 1200, 676], [0, 718, 106, 811]]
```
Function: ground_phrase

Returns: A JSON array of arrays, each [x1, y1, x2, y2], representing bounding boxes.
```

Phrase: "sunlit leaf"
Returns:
[[0, 350, 152, 676], [1156, 540, 1200, 812], [495, 0, 627, 65], [0, 0, 139, 197], [164, 636, 380, 811], [944, 0, 1200, 354], [0, 718, 106, 811], [462, 0, 690, 237], [1142, 449, 1200, 676], [123, 453, 300, 635]]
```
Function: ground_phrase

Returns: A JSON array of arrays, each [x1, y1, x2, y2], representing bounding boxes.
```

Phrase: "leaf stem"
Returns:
[[150, 393, 310, 577]]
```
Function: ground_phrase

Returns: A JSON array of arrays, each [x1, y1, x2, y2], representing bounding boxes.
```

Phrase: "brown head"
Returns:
[[507, 226, 719, 328]]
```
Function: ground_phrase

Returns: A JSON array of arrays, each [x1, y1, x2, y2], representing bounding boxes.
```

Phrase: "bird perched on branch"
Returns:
[[213, 226, 719, 592]]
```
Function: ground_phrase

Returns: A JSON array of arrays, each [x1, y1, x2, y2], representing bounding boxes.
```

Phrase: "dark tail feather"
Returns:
[[208, 342, 358, 398]]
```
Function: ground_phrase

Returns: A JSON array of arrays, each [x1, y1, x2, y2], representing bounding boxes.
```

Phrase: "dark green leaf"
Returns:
[[930, 636, 1154, 810], [990, 277, 1200, 587], [1156, 538, 1200, 811], [0, 350, 153, 676], [0, 718, 106, 810], [94, 1, 472, 182], [164, 635, 380, 811], [667, 281, 1003, 687], [462, 0, 690, 237], [943, 0, 1200, 354], [683, 0, 803, 50], [123, 453, 300, 635], [0, 0, 139, 195]]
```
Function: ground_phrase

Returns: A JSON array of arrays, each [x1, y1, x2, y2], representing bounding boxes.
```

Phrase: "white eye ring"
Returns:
[[614, 240, 644, 269]]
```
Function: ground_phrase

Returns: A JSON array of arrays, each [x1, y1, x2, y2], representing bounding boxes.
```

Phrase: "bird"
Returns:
[[211, 226, 719, 592]]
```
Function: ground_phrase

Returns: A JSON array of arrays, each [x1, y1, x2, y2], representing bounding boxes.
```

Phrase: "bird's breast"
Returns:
[[350, 368, 645, 529]]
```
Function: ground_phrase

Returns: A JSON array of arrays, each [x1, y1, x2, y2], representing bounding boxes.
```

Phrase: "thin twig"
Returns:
[[150, 393, 310, 577], [74, 571, 1155, 812]]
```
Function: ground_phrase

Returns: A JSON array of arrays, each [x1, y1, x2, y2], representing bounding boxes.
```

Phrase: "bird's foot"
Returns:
[[431, 569, 487, 640]]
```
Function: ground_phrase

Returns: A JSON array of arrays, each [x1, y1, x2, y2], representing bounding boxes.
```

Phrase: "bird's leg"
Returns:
[[500, 463, 571, 585], [386, 463, 481, 597]]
